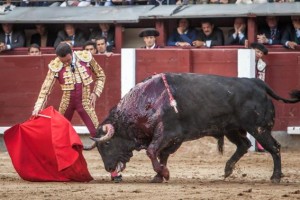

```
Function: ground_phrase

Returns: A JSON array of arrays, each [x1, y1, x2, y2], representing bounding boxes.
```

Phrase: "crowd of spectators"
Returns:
[[1, 0, 300, 8], [0, 15, 299, 54], [0, 22, 115, 54], [165, 16, 299, 49]]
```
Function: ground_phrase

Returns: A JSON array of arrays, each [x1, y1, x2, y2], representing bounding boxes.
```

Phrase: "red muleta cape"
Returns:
[[4, 106, 93, 182]]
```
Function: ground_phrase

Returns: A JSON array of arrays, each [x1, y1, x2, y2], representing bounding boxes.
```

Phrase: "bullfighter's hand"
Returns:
[[90, 92, 97, 108], [32, 109, 40, 117]]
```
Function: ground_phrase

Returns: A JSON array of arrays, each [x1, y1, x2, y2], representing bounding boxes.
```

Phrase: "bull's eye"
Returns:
[[105, 141, 110, 146]]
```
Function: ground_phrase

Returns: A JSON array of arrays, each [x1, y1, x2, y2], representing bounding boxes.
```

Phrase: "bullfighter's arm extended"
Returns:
[[33, 70, 56, 115], [89, 57, 106, 97]]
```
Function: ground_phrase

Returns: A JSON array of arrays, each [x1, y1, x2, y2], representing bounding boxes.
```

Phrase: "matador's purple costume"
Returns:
[[33, 50, 105, 137]]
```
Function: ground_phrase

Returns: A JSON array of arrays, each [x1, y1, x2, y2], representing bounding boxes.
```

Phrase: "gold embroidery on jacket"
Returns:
[[59, 91, 71, 114], [89, 57, 106, 97], [49, 57, 63, 72], [33, 70, 56, 111], [75, 50, 92, 63], [82, 85, 99, 128]]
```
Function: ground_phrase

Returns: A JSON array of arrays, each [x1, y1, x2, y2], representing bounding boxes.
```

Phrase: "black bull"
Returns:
[[85, 73, 300, 183]]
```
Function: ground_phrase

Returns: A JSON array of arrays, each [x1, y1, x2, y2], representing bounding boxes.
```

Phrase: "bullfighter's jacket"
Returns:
[[34, 50, 105, 112]]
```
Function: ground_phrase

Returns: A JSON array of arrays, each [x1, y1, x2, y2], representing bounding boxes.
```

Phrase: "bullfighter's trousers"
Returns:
[[58, 83, 99, 137]]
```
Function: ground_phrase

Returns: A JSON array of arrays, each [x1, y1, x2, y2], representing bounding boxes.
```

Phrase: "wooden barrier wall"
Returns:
[[265, 52, 300, 130], [1, 48, 300, 131], [0, 54, 121, 126]]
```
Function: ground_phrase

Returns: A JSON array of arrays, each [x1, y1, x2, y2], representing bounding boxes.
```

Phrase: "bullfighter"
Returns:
[[32, 42, 105, 138]]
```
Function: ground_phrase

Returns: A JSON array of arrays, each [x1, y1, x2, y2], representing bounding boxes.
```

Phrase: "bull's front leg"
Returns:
[[146, 122, 169, 183]]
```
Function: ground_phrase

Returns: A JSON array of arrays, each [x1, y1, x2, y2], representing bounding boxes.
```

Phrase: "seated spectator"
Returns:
[[281, 16, 300, 49], [89, 23, 115, 52], [54, 24, 86, 49], [83, 40, 97, 55], [60, 0, 80, 6], [20, 0, 50, 7], [225, 17, 247, 45], [167, 18, 197, 47], [0, 23, 25, 52], [148, 0, 178, 6], [268, 0, 287, 2], [208, 0, 228, 3], [28, 43, 41, 55], [139, 28, 161, 49], [77, 0, 93, 6], [96, 37, 113, 57], [193, 19, 224, 48], [257, 16, 284, 45], [1, 0, 16, 10], [30, 24, 56, 47], [112, 0, 135, 5], [235, 0, 267, 3]]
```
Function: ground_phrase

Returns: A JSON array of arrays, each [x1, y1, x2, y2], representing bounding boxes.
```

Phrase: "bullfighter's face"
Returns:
[[58, 53, 72, 66], [254, 48, 264, 60], [143, 36, 156, 48]]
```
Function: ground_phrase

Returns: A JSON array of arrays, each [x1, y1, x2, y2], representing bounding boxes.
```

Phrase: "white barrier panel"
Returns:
[[237, 49, 256, 151], [287, 126, 300, 135], [121, 48, 136, 98]]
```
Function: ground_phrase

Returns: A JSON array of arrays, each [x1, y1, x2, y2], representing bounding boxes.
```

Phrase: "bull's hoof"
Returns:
[[224, 164, 234, 178], [271, 174, 281, 184], [161, 166, 170, 181], [224, 169, 233, 178], [271, 177, 281, 184], [150, 174, 164, 183]]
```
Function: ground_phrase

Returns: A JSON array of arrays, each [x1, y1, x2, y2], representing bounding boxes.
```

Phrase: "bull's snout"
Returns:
[[107, 166, 115, 172]]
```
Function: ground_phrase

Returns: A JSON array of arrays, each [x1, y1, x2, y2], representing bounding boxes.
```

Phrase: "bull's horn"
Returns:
[[91, 124, 115, 142], [83, 142, 96, 150]]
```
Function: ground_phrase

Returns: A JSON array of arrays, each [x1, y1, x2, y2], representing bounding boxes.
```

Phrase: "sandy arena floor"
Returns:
[[1, 137, 300, 200]]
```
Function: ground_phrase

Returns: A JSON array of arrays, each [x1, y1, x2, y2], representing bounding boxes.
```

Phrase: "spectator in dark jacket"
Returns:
[[225, 17, 247, 45], [30, 24, 56, 47], [54, 24, 86, 49], [167, 18, 197, 47], [257, 16, 284, 45], [281, 16, 300, 49], [193, 19, 224, 48], [0, 23, 25, 52]]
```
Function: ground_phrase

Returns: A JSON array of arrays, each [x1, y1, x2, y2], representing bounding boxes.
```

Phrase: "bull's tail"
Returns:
[[217, 136, 224, 155], [255, 79, 300, 103]]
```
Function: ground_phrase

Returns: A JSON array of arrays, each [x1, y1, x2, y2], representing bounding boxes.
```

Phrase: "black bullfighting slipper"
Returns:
[[111, 175, 122, 183]]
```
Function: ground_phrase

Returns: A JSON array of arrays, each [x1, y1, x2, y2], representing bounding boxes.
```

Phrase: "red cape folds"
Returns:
[[4, 106, 93, 182]]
